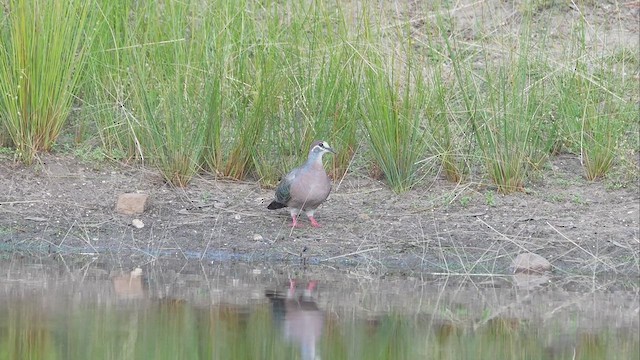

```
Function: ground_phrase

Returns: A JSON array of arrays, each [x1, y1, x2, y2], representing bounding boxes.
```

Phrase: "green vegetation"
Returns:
[[1, 300, 637, 360], [0, 0, 637, 192], [0, 0, 94, 164]]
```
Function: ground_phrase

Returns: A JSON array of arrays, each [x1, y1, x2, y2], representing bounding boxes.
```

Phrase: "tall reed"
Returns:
[[0, 0, 93, 163], [556, 22, 626, 181], [253, 2, 361, 185], [359, 12, 428, 193], [128, 1, 212, 186], [83, 0, 140, 161]]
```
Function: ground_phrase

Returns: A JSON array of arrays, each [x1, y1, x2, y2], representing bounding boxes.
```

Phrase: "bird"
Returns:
[[266, 280, 324, 360], [267, 140, 336, 228]]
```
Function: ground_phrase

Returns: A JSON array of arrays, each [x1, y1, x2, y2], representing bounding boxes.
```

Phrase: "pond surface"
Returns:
[[0, 255, 638, 360]]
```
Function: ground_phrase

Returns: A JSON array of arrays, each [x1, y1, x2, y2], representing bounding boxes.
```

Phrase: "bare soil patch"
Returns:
[[1, 153, 637, 276]]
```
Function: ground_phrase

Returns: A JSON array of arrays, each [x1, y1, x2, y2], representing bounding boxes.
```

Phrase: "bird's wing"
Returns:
[[274, 168, 299, 204]]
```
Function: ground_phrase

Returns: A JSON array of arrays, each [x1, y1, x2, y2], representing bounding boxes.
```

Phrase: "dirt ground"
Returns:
[[0, 1, 638, 277], [0, 153, 638, 276]]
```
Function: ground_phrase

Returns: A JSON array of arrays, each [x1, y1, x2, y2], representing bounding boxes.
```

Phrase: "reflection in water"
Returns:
[[112, 267, 145, 300], [0, 258, 638, 359], [267, 280, 324, 360]]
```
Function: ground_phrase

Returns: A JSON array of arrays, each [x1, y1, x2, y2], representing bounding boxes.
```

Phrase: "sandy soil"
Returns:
[[0, 153, 637, 276]]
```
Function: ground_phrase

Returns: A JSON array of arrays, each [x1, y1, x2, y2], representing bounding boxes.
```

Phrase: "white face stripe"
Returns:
[[311, 141, 334, 154]]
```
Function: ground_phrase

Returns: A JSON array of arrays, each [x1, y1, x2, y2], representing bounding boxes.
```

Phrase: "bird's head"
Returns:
[[309, 140, 336, 157]]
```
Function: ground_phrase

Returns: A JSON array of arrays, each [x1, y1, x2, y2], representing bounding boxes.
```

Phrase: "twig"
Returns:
[[321, 247, 379, 262], [0, 200, 42, 205], [547, 222, 616, 272]]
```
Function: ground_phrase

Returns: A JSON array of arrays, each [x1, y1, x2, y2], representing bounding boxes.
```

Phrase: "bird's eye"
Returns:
[[318, 143, 325, 148]]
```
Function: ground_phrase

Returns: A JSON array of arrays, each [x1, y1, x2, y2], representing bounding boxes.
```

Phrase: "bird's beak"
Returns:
[[326, 146, 336, 154]]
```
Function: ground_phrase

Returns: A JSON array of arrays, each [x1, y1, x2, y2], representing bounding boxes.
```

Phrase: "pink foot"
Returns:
[[307, 280, 318, 291], [288, 279, 296, 298], [290, 216, 303, 228], [309, 217, 321, 228]]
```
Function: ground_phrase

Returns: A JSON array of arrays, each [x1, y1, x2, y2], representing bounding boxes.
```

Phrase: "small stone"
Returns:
[[213, 201, 227, 209], [234, 214, 241, 220], [131, 268, 143, 277], [513, 273, 550, 290], [511, 253, 551, 274], [358, 213, 371, 221], [116, 193, 149, 215], [253, 234, 263, 241], [131, 219, 144, 229]]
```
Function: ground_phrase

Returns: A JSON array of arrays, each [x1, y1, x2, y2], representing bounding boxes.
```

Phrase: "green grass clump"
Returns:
[[472, 58, 549, 194], [250, 1, 361, 185], [555, 23, 630, 181], [0, 0, 635, 192], [83, 0, 140, 162], [128, 1, 210, 186], [360, 16, 429, 193], [361, 60, 428, 193], [0, 0, 94, 164]]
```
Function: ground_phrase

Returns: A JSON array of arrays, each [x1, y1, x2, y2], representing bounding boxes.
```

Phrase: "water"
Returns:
[[0, 256, 638, 359]]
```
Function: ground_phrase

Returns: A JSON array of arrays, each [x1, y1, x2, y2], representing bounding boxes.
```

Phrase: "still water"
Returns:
[[0, 256, 638, 360]]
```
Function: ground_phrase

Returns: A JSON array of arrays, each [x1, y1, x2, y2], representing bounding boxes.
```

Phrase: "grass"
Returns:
[[555, 19, 630, 181], [0, 0, 94, 164], [360, 38, 429, 193], [0, 0, 636, 190]]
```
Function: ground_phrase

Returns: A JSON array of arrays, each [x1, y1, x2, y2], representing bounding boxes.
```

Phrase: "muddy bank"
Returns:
[[0, 154, 638, 276]]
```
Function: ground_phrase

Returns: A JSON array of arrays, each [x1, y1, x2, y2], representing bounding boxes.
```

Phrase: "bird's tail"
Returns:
[[267, 201, 287, 210]]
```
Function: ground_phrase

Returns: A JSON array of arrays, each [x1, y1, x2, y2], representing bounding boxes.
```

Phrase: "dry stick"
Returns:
[[546, 222, 616, 272], [0, 200, 42, 205], [281, 248, 300, 257], [476, 218, 534, 254], [321, 247, 379, 262], [334, 143, 360, 193], [200, 213, 222, 261], [57, 220, 77, 249], [121, 242, 157, 259], [104, 38, 185, 52], [125, 228, 158, 260], [78, 221, 100, 255]]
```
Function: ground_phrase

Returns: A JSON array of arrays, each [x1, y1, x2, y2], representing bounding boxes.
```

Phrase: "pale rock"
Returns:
[[511, 253, 552, 274], [358, 213, 371, 221], [116, 193, 149, 215], [131, 219, 144, 229], [213, 201, 228, 209]]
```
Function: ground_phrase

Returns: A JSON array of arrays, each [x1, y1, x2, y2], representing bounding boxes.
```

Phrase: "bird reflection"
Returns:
[[266, 280, 324, 360]]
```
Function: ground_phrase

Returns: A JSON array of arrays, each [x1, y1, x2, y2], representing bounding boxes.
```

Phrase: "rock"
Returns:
[[112, 268, 144, 300], [213, 201, 227, 209], [513, 273, 550, 290], [116, 193, 149, 215], [131, 219, 144, 229], [511, 253, 552, 274], [358, 213, 371, 221], [253, 234, 263, 241]]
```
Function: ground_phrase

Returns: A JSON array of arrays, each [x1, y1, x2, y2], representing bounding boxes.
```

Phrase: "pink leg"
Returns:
[[290, 214, 303, 228], [303, 281, 317, 298], [309, 216, 321, 228], [288, 279, 296, 298], [307, 280, 317, 291]]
